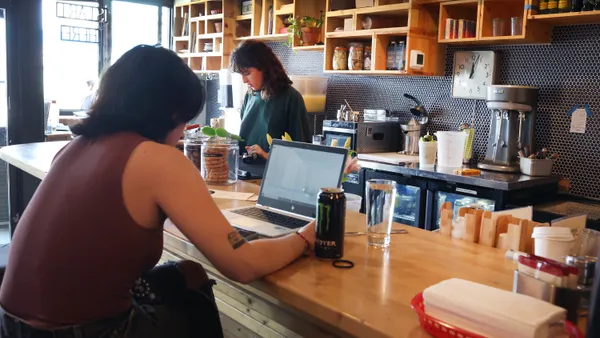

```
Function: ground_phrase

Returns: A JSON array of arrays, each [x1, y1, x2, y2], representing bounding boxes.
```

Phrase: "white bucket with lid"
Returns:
[[345, 193, 362, 213], [532, 226, 574, 262], [435, 131, 467, 168]]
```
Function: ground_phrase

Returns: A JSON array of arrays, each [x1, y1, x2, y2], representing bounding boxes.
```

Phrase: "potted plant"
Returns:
[[286, 11, 324, 47]]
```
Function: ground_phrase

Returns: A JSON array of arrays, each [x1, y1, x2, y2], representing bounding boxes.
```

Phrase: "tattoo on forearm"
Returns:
[[227, 231, 248, 249]]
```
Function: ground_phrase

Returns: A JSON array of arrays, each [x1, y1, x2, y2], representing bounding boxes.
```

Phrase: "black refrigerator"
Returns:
[[364, 170, 427, 228]]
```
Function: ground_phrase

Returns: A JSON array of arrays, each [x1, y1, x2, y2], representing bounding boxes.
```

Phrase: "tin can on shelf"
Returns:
[[315, 188, 346, 259]]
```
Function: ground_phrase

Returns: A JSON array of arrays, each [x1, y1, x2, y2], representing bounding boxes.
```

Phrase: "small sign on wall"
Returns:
[[568, 104, 592, 134]]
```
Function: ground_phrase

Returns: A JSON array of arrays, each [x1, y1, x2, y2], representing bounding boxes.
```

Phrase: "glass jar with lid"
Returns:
[[363, 46, 372, 70], [183, 128, 207, 170], [201, 138, 239, 185], [333, 46, 348, 71], [348, 43, 364, 71]]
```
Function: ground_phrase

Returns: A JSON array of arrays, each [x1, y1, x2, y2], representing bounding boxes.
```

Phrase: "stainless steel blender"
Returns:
[[478, 85, 539, 173]]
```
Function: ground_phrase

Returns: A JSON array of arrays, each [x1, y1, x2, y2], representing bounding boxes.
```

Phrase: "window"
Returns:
[[42, 0, 100, 111], [42, 0, 173, 111], [111, 1, 172, 63]]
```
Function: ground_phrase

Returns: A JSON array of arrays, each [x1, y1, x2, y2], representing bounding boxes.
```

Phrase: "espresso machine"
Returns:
[[478, 85, 539, 173]]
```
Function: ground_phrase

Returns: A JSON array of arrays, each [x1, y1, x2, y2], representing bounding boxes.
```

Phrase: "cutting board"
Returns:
[[358, 152, 419, 165]]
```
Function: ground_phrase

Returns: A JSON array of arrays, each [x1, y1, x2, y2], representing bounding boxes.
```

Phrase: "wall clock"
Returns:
[[452, 51, 497, 100]]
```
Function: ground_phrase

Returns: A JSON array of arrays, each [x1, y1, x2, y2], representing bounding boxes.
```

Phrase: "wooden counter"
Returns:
[[164, 181, 518, 338], [0, 141, 518, 338]]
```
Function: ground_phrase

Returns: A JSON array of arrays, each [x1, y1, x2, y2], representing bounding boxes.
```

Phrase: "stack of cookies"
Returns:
[[201, 144, 230, 184]]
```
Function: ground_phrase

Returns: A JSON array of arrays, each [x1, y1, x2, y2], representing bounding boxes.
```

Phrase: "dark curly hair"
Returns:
[[71, 45, 204, 143], [230, 40, 292, 100]]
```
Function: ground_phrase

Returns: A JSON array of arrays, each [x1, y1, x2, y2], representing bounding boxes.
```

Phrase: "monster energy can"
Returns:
[[315, 187, 346, 259]]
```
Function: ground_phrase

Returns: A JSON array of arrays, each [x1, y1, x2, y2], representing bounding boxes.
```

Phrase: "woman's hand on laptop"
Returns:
[[297, 220, 316, 251]]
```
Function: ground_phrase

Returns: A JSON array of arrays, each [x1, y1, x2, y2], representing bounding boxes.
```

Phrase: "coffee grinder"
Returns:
[[478, 85, 539, 173]]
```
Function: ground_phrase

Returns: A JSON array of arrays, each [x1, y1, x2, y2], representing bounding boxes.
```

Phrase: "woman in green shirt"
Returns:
[[230, 40, 310, 160]]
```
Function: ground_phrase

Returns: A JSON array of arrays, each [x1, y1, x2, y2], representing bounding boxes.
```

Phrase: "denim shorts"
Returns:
[[0, 261, 223, 338]]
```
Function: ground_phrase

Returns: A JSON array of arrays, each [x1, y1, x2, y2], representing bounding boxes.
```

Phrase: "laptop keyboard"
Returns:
[[231, 208, 309, 229]]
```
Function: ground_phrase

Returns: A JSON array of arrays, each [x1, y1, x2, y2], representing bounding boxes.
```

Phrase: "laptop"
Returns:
[[222, 139, 348, 237]]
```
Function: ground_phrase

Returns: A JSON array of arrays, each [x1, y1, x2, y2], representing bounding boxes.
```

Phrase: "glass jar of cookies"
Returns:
[[184, 130, 207, 170], [201, 138, 239, 185]]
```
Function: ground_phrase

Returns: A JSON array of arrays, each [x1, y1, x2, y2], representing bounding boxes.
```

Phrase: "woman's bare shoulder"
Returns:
[[128, 141, 193, 176]]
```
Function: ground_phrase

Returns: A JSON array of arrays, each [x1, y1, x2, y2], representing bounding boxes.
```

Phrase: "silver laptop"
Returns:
[[222, 139, 348, 237]]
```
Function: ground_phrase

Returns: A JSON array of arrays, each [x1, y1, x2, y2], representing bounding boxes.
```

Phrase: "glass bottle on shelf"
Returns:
[[386, 41, 397, 70], [547, 0, 559, 13], [395, 40, 406, 71], [558, 0, 571, 12], [539, 0, 549, 13], [570, 0, 582, 11]]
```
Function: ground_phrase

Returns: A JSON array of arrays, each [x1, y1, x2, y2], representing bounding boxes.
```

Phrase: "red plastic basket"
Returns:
[[410, 292, 584, 338]]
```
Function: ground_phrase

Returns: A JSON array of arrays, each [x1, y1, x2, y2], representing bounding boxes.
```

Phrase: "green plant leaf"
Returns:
[[201, 126, 216, 136], [215, 127, 229, 138]]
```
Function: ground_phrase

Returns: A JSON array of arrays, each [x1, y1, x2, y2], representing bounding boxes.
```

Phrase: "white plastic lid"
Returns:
[[532, 226, 572, 236]]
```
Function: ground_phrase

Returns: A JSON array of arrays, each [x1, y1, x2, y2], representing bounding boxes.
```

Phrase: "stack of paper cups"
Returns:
[[532, 226, 574, 262], [419, 140, 437, 167]]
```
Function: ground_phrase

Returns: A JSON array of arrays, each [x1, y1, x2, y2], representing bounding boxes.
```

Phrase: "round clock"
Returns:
[[452, 51, 497, 100]]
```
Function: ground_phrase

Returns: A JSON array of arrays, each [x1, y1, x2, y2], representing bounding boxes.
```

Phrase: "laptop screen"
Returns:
[[257, 140, 348, 219]]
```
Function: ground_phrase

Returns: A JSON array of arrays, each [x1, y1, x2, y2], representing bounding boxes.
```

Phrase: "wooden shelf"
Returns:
[[235, 14, 252, 21], [326, 27, 408, 39], [174, 36, 189, 41], [438, 37, 478, 44], [189, 52, 221, 57], [202, 13, 224, 20], [292, 45, 324, 51], [235, 33, 290, 42], [275, 8, 294, 16], [528, 11, 600, 25], [327, 3, 410, 18], [197, 32, 223, 39], [324, 70, 408, 75]]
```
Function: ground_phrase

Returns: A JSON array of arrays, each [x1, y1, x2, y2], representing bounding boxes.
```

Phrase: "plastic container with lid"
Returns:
[[290, 75, 328, 113]]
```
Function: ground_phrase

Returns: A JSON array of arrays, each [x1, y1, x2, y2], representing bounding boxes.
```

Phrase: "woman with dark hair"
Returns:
[[0, 45, 315, 338], [231, 40, 310, 159]]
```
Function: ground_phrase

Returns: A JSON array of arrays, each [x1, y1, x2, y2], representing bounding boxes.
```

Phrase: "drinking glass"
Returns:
[[492, 18, 505, 37], [312, 135, 323, 145], [365, 179, 397, 248], [511, 16, 523, 36]]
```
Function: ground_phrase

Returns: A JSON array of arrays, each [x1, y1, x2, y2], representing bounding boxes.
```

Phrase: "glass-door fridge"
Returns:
[[425, 180, 502, 231], [365, 170, 427, 228]]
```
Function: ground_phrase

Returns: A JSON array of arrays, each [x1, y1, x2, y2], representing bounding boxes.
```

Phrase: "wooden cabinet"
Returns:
[[324, 0, 445, 76], [174, 1, 235, 73], [233, 0, 326, 51], [437, 0, 551, 45]]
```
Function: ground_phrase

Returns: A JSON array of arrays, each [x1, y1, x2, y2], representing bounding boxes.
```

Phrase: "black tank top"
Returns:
[[0, 133, 163, 328]]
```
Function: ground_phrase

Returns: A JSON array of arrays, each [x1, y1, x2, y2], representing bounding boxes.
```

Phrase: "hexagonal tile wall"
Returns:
[[206, 26, 600, 199]]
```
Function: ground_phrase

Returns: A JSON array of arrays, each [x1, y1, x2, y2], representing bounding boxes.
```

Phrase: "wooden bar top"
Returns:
[[0, 142, 518, 337], [165, 181, 518, 338]]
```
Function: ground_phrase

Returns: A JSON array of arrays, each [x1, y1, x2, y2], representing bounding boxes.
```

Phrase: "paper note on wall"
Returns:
[[570, 108, 587, 133]]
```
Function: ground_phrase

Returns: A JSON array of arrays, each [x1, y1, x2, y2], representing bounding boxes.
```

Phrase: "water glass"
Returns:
[[312, 135, 323, 145], [492, 18, 505, 37], [511, 16, 523, 36], [365, 179, 397, 248]]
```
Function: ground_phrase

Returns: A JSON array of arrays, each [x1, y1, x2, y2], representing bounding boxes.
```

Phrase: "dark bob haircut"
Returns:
[[71, 45, 204, 142], [229, 40, 291, 101]]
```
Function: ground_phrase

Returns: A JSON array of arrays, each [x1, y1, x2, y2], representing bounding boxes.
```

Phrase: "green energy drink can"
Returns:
[[315, 188, 346, 259]]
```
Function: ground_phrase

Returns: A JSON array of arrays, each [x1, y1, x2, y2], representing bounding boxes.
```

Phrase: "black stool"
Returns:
[[0, 244, 9, 285]]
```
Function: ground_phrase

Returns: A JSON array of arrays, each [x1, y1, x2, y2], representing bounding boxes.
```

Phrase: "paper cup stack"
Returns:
[[532, 226, 574, 262]]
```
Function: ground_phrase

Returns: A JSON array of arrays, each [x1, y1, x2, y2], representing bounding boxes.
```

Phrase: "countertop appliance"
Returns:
[[322, 120, 399, 153], [478, 85, 539, 173]]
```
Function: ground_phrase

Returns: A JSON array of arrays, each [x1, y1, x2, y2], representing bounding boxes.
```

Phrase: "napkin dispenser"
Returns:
[[513, 270, 584, 324]]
